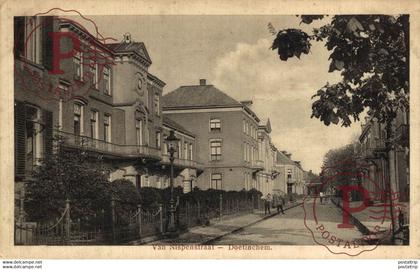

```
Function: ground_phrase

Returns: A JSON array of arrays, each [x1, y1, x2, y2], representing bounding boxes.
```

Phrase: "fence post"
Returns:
[[236, 199, 239, 213], [186, 201, 189, 227], [197, 201, 201, 220], [18, 190, 24, 244], [111, 197, 116, 243], [19, 190, 25, 223], [65, 199, 71, 244], [159, 204, 163, 234], [137, 204, 142, 238], [219, 194, 223, 221]]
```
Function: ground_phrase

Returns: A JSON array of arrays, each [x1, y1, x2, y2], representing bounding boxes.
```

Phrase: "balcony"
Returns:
[[250, 160, 264, 171], [396, 124, 409, 147], [161, 154, 201, 170], [56, 130, 161, 160], [360, 138, 386, 159], [287, 178, 296, 184]]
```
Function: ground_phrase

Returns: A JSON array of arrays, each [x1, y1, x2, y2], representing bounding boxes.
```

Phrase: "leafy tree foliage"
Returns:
[[320, 141, 361, 189], [271, 15, 409, 127], [111, 179, 141, 225], [24, 139, 111, 222]]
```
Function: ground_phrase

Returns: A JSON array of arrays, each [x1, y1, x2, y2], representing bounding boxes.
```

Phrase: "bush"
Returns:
[[111, 179, 141, 226], [138, 187, 162, 209], [25, 146, 111, 223]]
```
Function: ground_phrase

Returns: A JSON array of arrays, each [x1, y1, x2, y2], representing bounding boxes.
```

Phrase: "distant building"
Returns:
[[274, 150, 306, 195], [162, 79, 262, 191], [256, 118, 278, 196]]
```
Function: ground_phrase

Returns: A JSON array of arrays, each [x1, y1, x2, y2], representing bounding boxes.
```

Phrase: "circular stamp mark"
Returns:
[[14, 8, 117, 102], [303, 160, 404, 256]]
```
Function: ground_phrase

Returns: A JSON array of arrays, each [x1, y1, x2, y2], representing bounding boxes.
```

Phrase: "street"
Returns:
[[214, 200, 364, 245]]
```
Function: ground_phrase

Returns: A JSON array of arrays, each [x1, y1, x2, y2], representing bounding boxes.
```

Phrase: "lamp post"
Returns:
[[164, 130, 179, 235]]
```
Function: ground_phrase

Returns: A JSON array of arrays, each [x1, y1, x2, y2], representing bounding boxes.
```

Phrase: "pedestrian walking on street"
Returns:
[[279, 195, 285, 214], [319, 191, 324, 204], [264, 193, 272, 215]]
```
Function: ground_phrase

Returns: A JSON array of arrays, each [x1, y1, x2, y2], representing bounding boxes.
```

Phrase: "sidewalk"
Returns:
[[331, 198, 406, 244], [131, 200, 302, 245]]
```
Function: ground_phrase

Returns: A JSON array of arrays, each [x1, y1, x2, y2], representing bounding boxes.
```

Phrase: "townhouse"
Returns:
[[14, 16, 202, 207], [274, 150, 306, 195], [255, 118, 278, 196], [358, 109, 409, 203], [162, 80, 263, 191]]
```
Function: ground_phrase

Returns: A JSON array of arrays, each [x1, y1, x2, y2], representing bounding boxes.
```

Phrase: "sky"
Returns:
[[73, 15, 362, 173]]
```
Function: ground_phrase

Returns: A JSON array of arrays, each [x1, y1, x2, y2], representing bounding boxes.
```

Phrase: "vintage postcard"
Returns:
[[0, 0, 419, 259]]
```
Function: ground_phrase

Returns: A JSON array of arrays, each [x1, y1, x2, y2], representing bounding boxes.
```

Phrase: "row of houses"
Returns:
[[358, 110, 409, 203], [14, 17, 308, 212]]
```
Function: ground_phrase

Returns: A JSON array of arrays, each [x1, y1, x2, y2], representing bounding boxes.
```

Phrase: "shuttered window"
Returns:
[[14, 101, 52, 180], [14, 101, 26, 180]]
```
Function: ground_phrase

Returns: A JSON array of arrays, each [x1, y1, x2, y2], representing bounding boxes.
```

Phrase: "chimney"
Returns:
[[241, 100, 253, 107], [123, 33, 132, 43], [285, 153, 292, 159], [199, 79, 206, 86]]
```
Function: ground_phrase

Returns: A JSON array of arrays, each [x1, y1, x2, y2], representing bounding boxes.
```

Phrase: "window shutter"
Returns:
[[14, 101, 26, 180], [42, 16, 54, 70], [14, 17, 25, 58], [44, 109, 53, 156]]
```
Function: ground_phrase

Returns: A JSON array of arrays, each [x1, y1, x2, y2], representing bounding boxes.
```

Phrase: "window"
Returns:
[[104, 66, 111, 95], [90, 62, 98, 89], [243, 119, 246, 133], [243, 142, 247, 161], [73, 103, 82, 136], [210, 140, 222, 161], [210, 118, 221, 131], [104, 115, 111, 142], [177, 140, 182, 158], [74, 51, 83, 80], [184, 142, 188, 159], [163, 134, 168, 154], [156, 131, 161, 149], [90, 110, 98, 139], [58, 98, 63, 130], [20, 17, 42, 64], [140, 175, 150, 187], [287, 168, 292, 181], [183, 179, 192, 193], [136, 119, 143, 145], [189, 143, 193, 160], [211, 173, 222, 190], [25, 105, 43, 171], [154, 92, 160, 116]]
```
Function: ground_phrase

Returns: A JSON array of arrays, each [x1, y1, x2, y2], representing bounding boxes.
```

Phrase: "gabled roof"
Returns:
[[162, 85, 243, 109], [259, 118, 272, 133], [276, 151, 296, 165], [106, 42, 152, 64], [163, 116, 195, 137]]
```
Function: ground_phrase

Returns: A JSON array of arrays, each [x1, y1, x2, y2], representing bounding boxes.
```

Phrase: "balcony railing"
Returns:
[[361, 138, 386, 159], [56, 130, 161, 159], [250, 160, 264, 171], [161, 154, 200, 169], [287, 178, 296, 184]]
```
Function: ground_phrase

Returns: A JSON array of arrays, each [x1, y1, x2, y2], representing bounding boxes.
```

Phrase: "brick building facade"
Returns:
[[14, 16, 201, 208]]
